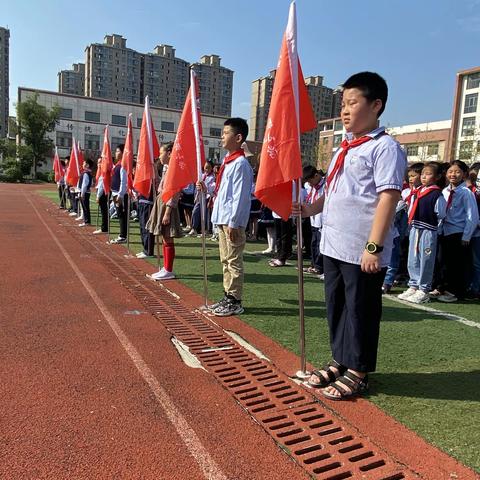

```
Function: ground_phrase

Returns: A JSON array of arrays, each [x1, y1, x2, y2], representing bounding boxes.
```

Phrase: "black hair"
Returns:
[[204, 160, 214, 169], [423, 161, 445, 187], [224, 117, 249, 143], [469, 161, 480, 174], [342, 71, 388, 117], [448, 160, 469, 174], [64, 155, 70, 161], [408, 162, 424, 174], [302, 165, 319, 180], [60, 160, 66, 167], [162, 142, 174, 153], [85, 158, 94, 169], [116, 144, 125, 153]]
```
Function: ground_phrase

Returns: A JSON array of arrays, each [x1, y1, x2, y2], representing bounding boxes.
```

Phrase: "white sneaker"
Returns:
[[186, 229, 196, 236], [75, 216, 83, 221], [78, 223, 87, 227], [437, 291, 458, 303], [409, 290, 430, 304], [93, 229, 104, 235], [317, 274, 325, 281], [262, 248, 273, 254], [136, 252, 153, 259], [398, 287, 417, 300], [109, 237, 126, 244], [69, 212, 77, 217], [151, 268, 175, 281]]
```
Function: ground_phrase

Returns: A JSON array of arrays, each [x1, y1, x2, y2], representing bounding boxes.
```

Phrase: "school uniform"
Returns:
[[306, 179, 325, 272], [111, 163, 128, 239], [138, 185, 156, 256], [320, 127, 407, 372], [80, 169, 93, 224], [96, 176, 109, 232], [211, 151, 253, 301], [441, 182, 479, 298], [192, 173, 215, 233], [469, 187, 480, 294], [406, 186, 446, 292], [57, 173, 66, 209]]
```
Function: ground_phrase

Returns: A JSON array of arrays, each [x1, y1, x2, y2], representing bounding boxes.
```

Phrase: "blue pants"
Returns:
[[384, 235, 401, 286], [310, 227, 323, 273], [470, 236, 480, 294], [407, 227, 437, 292]]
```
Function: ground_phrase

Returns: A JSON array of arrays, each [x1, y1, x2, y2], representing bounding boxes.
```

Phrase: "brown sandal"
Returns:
[[322, 371, 369, 401], [307, 360, 346, 388]]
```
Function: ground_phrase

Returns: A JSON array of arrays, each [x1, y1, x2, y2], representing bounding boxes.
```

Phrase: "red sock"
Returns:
[[163, 244, 175, 272]]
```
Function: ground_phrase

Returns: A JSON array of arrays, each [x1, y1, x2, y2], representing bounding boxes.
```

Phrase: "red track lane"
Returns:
[[0, 184, 306, 480]]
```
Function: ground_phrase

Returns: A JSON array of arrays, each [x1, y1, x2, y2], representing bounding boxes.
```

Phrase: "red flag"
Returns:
[[255, 2, 316, 220], [53, 146, 64, 182], [100, 126, 113, 195], [121, 114, 134, 194], [162, 69, 205, 203], [65, 138, 81, 187], [133, 96, 160, 198]]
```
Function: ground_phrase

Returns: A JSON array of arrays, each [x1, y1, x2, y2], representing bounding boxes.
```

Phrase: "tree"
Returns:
[[16, 93, 60, 177], [0, 138, 34, 182]]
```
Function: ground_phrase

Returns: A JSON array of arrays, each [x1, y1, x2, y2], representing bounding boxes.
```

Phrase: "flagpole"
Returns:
[[190, 67, 209, 308], [288, 2, 309, 380]]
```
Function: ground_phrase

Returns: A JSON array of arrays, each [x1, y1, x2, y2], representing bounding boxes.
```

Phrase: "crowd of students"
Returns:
[[54, 71, 479, 401]]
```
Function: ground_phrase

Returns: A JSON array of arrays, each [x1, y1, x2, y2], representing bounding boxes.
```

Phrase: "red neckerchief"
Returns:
[[405, 186, 420, 206], [446, 187, 455, 211], [326, 136, 373, 193], [407, 185, 441, 224], [468, 184, 477, 194], [212, 149, 244, 199], [306, 179, 324, 203]]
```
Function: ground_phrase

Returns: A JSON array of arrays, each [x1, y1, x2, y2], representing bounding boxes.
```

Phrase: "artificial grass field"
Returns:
[[42, 190, 480, 472]]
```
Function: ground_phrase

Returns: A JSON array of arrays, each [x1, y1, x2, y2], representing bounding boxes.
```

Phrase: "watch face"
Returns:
[[367, 243, 376, 253]]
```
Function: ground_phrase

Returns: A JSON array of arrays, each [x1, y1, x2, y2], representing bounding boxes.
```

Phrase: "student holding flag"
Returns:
[[52, 147, 66, 209], [110, 144, 129, 244], [93, 157, 109, 234], [295, 72, 407, 400]]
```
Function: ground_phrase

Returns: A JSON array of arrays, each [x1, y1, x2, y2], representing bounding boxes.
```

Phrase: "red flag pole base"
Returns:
[[295, 370, 311, 380]]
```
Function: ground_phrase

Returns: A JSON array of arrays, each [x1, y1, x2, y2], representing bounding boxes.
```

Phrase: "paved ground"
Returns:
[[0, 183, 478, 480]]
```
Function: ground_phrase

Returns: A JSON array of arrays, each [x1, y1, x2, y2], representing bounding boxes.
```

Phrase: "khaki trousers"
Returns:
[[217, 225, 246, 301]]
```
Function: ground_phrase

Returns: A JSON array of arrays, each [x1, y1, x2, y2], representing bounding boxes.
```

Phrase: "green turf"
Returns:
[[41, 189, 480, 472]]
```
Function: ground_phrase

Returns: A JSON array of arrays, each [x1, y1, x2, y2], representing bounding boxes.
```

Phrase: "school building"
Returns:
[[17, 87, 229, 172]]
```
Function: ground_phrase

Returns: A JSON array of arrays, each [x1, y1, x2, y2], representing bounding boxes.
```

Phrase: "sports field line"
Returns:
[[27, 196, 228, 480], [385, 294, 480, 329]]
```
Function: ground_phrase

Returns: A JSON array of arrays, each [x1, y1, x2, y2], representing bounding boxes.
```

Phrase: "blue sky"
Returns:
[[2, 0, 480, 126]]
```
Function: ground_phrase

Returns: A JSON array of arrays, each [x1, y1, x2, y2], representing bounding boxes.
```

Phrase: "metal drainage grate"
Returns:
[[49, 207, 418, 480]]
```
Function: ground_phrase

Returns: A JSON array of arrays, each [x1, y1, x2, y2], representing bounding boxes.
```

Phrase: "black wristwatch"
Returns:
[[365, 241, 384, 254]]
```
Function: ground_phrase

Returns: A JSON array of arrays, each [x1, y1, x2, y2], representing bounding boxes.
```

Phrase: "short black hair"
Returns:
[[302, 165, 319, 180], [469, 162, 480, 174], [64, 155, 70, 161], [342, 72, 388, 117], [408, 162, 424, 174], [85, 158, 94, 169], [224, 117, 249, 143], [162, 142, 174, 153], [116, 144, 125, 153]]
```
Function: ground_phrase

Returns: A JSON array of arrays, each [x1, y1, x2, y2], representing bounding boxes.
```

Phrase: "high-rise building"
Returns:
[[192, 55, 233, 117], [249, 72, 340, 163], [447, 66, 480, 163], [58, 63, 85, 96], [0, 26, 9, 138], [85, 34, 142, 104], [143, 45, 189, 110]]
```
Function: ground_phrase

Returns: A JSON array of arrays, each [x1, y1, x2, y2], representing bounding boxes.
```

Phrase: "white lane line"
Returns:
[[29, 196, 228, 480], [385, 294, 480, 329]]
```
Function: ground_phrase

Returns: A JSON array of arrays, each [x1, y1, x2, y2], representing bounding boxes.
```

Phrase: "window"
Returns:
[[467, 72, 480, 90], [84, 134, 100, 151], [56, 131, 72, 148], [427, 143, 439, 156], [59, 108, 73, 119], [161, 121, 174, 131], [464, 93, 478, 114], [209, 127, 222, 137], [334, 120, 343, 131], [459, 140, 474, 160], [111, 115, 126, 126], [406, 145, 419, 156], [137, 117, 143, 128], [333, 134, 342, 147], [462, 116, 476, 137], [85, 111, 100, 122]]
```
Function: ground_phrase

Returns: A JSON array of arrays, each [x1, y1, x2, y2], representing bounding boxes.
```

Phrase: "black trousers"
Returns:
[[311, 227, 324, 273], [98, 193, 108, 232], [115, 194, 129, 239], [80, 193, 91, 224], [58, 185, 66, 208], [324, 255, 386, 372], [274, 218, 293, 263], [442, 233, 471, 299], [138, 202, 154, 256]]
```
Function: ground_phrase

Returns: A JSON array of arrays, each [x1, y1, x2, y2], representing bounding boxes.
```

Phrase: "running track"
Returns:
[[0, 184, 477, 480]]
